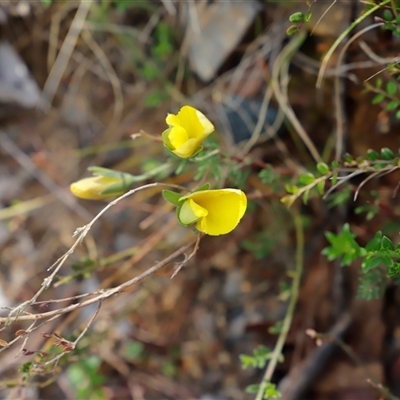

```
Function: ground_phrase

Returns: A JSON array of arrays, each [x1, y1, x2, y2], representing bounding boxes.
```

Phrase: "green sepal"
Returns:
[[177, 200, 199, 225], [162, 190, 182, 206], [161, 128, 173, 150], [194, 182, 210, 192], [89, 166, 124, 178], [100, 175, 135, 195]]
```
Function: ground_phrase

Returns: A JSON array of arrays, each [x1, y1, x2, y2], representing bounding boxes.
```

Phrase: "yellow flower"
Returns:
[[178, 189, 247, 236], [162, 105, 214, 158], [70, 176, 124, 200]]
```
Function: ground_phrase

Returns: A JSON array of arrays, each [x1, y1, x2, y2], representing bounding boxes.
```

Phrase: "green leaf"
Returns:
[[365, 231, 382, 251], [19, 362, 33, 373], [239, 354, 256, 369], [381, 235, 395, 250], [332, 171, 338, 185], [289, 12, 304, 23], [175, 159, 188, 175], [381, 147, 394, 160], [388, 262, 400, 277], [396, 109, 400, 119], [362, 255, 384, 272], [285, 184, 300, 194], [382, 255, 394, 268], [299, 172, 315, 185], [162, 190, 182, 206], [386, 100, 399, 111], [372, 93, 385, 105], [386, 81, 398, 96], [316, 162, 330, 175], [366, 149, 380, 161], [123, 341, 144, 361], [268, 321, 283, 335], [317, 180, 325, 195], [304, 12, 312, 22], [331, 160, 340, 169], [373, 163, 387, 171], [375, 78, 383, 89], [302, 190, 310, 205], [386, 22, 395, 31], [286, 25, 299, 36], [383, 9, 393, 21], [245, 384, 260, 394], [344, 154, 353, 163], [322, 223, 365, 266], [264, 382, 281, 399]]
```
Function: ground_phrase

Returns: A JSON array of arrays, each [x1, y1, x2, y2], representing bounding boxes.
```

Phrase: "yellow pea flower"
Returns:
[[70, 176, 124, 200], [162, 105, 214, 158], [177, 189, 247, 236]]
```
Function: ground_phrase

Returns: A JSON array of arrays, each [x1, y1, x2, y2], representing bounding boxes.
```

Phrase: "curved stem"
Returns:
[[255, 209, 304, 400], [317, 0, 391, 88]]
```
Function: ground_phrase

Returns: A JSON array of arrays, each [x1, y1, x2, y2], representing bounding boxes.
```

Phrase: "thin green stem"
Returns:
[[317, 0, 391, 88], [255, 209, 304, 400]]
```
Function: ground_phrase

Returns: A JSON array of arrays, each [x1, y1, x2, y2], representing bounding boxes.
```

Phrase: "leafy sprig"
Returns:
[[323, 225, 400, 299]]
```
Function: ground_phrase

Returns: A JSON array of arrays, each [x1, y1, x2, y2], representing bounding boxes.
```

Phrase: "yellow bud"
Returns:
[[70, 176, 123, 200]]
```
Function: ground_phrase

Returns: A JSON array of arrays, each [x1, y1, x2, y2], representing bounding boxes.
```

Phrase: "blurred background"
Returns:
[[1, 1, 400, 399]]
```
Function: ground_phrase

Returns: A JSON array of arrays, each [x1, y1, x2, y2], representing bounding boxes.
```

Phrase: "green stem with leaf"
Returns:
[[255, 209, 304, 400]]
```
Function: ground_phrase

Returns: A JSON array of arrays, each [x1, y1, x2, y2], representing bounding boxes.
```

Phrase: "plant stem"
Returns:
[[317, 0, 391, 88], [255, 209, 304, 400]]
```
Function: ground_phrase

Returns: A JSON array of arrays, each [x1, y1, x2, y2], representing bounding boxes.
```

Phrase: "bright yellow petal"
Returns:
[[188, 189, 247, 235], [164, 106, 214, 158], [166, 113, 181, 127], [171, 137, 203, 158], [70, 176, 120, 200], [177, 105, 214, 139], [188, 199, 208, 218], [176, 106, 200, 138], [195, 109, 214, 135], [178, 199, 208, 225], [168, 126, 189, 150]]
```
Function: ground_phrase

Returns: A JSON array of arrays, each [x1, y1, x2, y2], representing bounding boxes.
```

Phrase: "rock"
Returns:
[[183, 1, 262, 81], [0, 41, 41, 108]]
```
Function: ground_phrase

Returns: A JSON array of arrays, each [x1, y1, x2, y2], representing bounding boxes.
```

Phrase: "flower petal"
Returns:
[[171, 137, 204, 158], [188, 189, 247, 235], [70, 176, 121, 200], [163, 106, 214, 158], [176, 106, 203, 138], [195, 109, 214, 135], [168, 126, 189, 150], [166, 113, 181, 127]]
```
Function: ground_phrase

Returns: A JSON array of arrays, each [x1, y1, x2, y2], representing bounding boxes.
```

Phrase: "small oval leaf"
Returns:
[[317, 162, 330, 175], [381, 147, 394, 160], [289, 12, 304, 23]]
